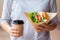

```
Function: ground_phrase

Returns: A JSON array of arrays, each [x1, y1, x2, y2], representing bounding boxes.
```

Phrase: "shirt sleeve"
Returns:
[[49, 0, 59, 24], [0, 0, 12, 24], [50, 0, 57, 12]]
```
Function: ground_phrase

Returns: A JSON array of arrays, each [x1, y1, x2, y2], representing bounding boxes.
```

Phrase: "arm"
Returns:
[[0, 0, 12, 33], [42, 0, 57, 31], [34, 0, 57, 32], [1, 0, 23, 37], [43, 0, 57, 31], [48, 0, 57, 30]]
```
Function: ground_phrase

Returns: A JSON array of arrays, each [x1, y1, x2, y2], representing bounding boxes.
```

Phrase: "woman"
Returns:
[[1, 0, 57, 40]]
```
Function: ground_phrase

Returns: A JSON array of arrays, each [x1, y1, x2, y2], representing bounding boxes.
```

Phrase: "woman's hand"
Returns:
[[7, 27, 21, 37], [33, 22, 57, 32]]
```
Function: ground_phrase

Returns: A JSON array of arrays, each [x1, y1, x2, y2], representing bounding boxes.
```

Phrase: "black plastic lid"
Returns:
[[13, 20, 24, 24]]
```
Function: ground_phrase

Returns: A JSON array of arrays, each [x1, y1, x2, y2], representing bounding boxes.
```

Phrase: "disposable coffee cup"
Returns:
[[12, 20, 24, 37]]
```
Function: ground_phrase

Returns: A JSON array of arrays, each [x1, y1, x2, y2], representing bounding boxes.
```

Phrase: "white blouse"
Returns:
[[1, 0, 57, 40]]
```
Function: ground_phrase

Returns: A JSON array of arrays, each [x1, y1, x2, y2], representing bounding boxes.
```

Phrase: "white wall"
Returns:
[[57, 0, 60, 21], [0, 0, 3, 17], [0, 0, 3, 8]]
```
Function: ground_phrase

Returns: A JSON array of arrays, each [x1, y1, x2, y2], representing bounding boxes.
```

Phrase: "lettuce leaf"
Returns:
[[29, 12, 37, 22]]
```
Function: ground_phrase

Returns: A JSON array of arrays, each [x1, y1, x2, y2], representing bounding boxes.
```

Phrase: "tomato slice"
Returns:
[[36, 14, 42, 21]]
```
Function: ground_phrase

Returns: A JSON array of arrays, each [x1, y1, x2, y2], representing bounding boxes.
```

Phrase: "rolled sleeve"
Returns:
[[49, 0, 59, 24], [0, 0, 12, 24], [50, 0, 57, 12]]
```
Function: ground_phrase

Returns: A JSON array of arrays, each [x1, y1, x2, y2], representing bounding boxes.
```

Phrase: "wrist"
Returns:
[[6, 26, 11, 34]]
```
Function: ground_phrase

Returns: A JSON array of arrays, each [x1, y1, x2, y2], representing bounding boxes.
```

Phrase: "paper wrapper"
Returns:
[[25, 12, 57, 27]]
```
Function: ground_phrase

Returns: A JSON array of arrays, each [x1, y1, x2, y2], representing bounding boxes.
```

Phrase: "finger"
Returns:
[[11, 27, 18, 31], [34, 27, 46, 32], [11, 32, 23, 37], [35, 26, 47, 32], [12, 31, 20, 34], [35, 30, 44, 32], [34, 28, 41, 32], [36, 24, 46, 28], [42, 24, 48, 27], [34, 25, 45, 30], [40, 23, 48, 28], [36, 27, 46, 30], [11, 33, 20, 37]]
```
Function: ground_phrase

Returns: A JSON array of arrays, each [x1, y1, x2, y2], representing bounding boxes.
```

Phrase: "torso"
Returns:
[[10, 0, 50, 40]]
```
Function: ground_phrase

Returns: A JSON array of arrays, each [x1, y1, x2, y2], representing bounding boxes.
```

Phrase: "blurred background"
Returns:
[[0, 0, 60, 40]]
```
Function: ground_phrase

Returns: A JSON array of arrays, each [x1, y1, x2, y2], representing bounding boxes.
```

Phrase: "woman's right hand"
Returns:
[[7, 27, 21, 37]]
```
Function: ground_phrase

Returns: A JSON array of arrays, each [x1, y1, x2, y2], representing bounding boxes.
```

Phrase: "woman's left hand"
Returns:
[[33, 22, 57, 32]]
